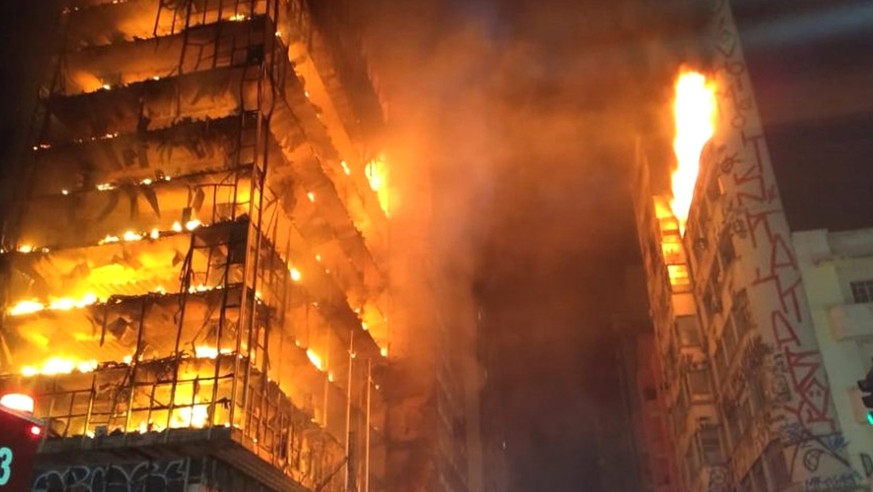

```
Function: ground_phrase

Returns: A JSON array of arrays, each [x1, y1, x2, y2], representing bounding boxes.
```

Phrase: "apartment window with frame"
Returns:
[[732, 289, 753, 334], [722, 320, 737, 361], [851, 279, 873, 304], [698, 425, 724, 465], [724, 401, 741, 447], [724, 316, 740, 352], [715, 340, 728, 383], [677, 317, 702, 347], [718, 227, 736, 268], [706, 173, 722, 202], [709, 258, 722, 291], [702, 287, 721, 320], [687, 369, 713, 398]]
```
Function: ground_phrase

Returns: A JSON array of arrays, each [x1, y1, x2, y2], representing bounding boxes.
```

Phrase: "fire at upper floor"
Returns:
[[0, 1, 394, 489]]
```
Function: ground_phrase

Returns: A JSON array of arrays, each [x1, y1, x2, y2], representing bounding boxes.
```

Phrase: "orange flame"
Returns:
[[365, 157, 390, 216], [0, 394, 34, 413], [194, 346, 232, 359], [9, 293, 100, 316], [21, 357, 98, 377], [671, 69, 716, 234], [306, 349, 324, 371]]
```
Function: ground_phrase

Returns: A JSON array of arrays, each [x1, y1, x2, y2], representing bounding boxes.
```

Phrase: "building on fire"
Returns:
[[0, 0, 484, 490], [631, 1, 873, 491]]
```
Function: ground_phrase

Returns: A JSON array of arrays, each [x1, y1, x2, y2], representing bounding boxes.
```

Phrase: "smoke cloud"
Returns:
[[360, 0, 707, 490]]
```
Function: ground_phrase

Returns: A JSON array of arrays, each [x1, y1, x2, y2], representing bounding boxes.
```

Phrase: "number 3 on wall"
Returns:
[[0, 447, 12, 485]]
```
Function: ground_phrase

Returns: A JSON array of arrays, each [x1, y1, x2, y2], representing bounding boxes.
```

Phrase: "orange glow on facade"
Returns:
[[21, 357, 98, 377], [9, 293, 101, 316], [0, 393, 35, 413], [365, 158, 390, 216], [194, 346, 232, 359], [306, 349, 324, 371], [671, 69, 716, 234], [0, 1, 392, 486]]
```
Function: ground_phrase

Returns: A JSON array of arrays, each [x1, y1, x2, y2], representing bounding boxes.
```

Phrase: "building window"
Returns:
[[677, 317, 702, 347], [702, 287, 722, 319], [718, 228, 736, 268], [724, 400, 741, 448], [724, 316, 740, 357], [715, 341, 728, 383], [850, 279, 873, 303], [710, 259, 722, 291], [698, 425, 724, 465], [732, 289, 753, 334], [722, 322, 738, 363], [706, 174, 722, 201], [687, 368, 712, 398]]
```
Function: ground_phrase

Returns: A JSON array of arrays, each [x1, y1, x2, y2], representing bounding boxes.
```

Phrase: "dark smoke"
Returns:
[[362, 0, 705, 490]]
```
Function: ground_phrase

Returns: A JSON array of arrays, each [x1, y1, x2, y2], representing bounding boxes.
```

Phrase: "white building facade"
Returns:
[[794, 228, 873, 489]]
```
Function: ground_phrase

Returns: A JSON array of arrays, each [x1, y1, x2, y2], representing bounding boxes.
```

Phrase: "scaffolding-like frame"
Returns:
[[0, 0, 388, 490]]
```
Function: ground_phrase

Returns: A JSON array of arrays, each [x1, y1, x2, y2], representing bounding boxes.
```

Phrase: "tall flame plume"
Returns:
[[671, 69, 716, 234]]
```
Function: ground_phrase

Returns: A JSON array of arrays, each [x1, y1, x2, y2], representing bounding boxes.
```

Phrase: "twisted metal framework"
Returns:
[[0, 0, 388, 490]]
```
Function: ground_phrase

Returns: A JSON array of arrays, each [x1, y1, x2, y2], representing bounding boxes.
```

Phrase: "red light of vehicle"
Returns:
[[29, 425, 41, 437]]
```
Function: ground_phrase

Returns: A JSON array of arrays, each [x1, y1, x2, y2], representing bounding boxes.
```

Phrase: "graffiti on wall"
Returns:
[[709, 0, 856, 488], [33, 459, 188, 492], [706, 464, 731, 492]]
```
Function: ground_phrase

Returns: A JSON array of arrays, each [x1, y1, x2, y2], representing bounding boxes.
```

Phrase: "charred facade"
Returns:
[[0, 0, 392, 490]]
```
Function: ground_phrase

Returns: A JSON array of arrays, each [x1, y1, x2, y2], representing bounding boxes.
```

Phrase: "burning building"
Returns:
[[631, 1, 872, 491], [0, 0, 395, 490]]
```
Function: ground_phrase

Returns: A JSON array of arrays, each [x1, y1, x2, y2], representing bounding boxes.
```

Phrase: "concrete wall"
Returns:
[[794, 228, 873, 490]]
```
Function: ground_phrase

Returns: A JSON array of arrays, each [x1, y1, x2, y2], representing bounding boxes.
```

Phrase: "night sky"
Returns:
[[1, 0, 872, 491]]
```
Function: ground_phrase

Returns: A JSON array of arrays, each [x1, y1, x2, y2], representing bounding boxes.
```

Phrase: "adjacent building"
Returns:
[[793, 228, 873, 484], [632, 1, 873, 491]]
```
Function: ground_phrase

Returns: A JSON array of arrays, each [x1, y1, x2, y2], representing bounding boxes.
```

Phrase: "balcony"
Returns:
[[827, 302, 873, 340]]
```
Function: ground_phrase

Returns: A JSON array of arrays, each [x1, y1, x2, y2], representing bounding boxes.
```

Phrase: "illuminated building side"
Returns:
[[630, 150, 728, 492], [632, 1, 870, 490], [686, 1, 863, 490], [0, 0, 391, 490], [793, 227, 873, 492]]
